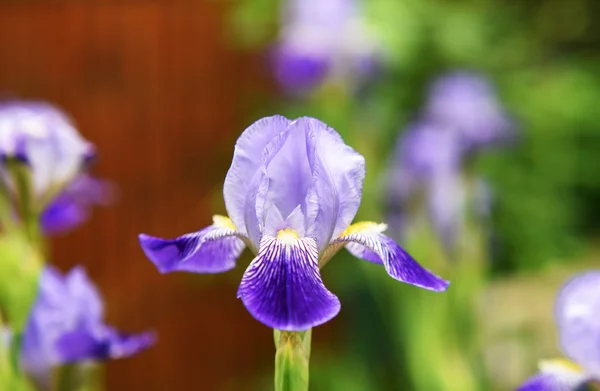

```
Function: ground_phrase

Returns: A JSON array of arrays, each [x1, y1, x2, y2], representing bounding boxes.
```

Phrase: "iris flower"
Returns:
[[273, 0, 379, 94], [423, 72, 515, 151], [0, 101, 110, 233], [386, 122, 466, 251], [20, 266, 154, 386], [517, 271, 600, 391], [139, 116, 448, 331], [386, 72, 514, 251]]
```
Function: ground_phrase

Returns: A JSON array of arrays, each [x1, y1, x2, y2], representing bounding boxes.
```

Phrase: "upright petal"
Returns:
[[301, 117, 365, 248], [517, 360, 588, 391], [262, 119, 314, 222], [332, 222, 449, 292], [237, 233, 340, 331], [555, 271, 600, 377], [223, 115, 291, 236], [139, 215, 245, 274], [65, 266, 104, 324]]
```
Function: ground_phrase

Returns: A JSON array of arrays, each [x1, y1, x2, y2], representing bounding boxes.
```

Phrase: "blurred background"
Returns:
[[1, 0, 600, 390]]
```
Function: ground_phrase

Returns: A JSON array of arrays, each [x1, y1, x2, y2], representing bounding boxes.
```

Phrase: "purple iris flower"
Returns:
[[0, 101, 112, 234], [387, 73, 513, 251], [424, 72, 515, 150], [139, 116, 448, 331], [40, 174, 114, 235], [0, 101, 96, 200], [20, 266, 154, 385], [273, 0, 380, 94], [517, 271, 600, 391], [386, 123, 466, 251]]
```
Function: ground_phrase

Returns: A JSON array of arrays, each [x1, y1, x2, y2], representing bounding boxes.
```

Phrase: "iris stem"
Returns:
[[274, 329, 311, 391], [53, 364, 79, 391], [6, 160, 43, 249]]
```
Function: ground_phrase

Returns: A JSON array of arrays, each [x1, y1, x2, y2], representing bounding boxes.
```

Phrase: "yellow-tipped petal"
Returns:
[[539, 358, 584, 374], [212, 215, 237, 231], [340, 221, 387, 237]]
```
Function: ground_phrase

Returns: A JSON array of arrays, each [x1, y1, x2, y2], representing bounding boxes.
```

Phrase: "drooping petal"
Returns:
[[237, 233, 340, 331], [555, 271, 600, 376], [41, 175, 114, 235], [516, 360, 588, 391], [139, 215, 245, 274], [40, 194, 88, 234], [332, 222, 449, 292], [223, 115, 291, 237], [56, 327, 155, 362]]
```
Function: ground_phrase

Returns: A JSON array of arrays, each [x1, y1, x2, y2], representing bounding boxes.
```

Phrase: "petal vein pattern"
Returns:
[[332, 222, 449, 291], [138, 215, 245, 274], [237, 234, 340, 331]]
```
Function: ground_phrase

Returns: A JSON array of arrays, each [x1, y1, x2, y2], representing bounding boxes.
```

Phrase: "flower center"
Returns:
[[276, 228, 299, 244]]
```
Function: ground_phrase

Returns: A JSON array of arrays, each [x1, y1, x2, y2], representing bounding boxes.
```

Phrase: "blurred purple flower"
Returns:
[[273, 0, 380, 94], [20, 266, 154, 385], [139, 116, 448, 331], [387, 72, 514, 251], [0, 101, 95, 200], [0, 101, 113, 234], [386, 123, 466, 251], [424, 72, 515, 150], [41, 174, 115, 235], [517, 271, 600, 391]]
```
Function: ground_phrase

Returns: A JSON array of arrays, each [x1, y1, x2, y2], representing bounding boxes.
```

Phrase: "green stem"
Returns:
[[53, 364, 80, 391], [274, 329, 311, 391]]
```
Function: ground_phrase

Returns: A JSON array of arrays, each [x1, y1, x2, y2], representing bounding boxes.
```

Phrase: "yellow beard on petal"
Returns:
[[277, 228, 300, 244], [340, 221, 387, 237], [212, 215, 237, 230], [539, 358, 584, 374]]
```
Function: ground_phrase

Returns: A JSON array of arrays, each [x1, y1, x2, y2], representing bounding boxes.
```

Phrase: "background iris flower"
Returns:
[[272, 0, 380, 95], [0, 101, 111, 236], [139, 115, 448, 332], [18, 266, 154, 389], [517, 271, 600, 391], [386, 72, 514, 254]]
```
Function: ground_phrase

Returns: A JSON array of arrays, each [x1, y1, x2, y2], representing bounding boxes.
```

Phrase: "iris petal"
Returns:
[[333, 222, 449, 292], [56, 328, 155, 362], [555, 271, 600, 376], [305, 118, 366, 241], [517, 360, 588, 391], [223, 115, 291, 237], [237, 234, 340, 331], [139, 215, 245, 274]]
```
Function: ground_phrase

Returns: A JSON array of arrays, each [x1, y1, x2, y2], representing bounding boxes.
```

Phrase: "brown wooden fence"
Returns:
[[0, 3, 278, 390]]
